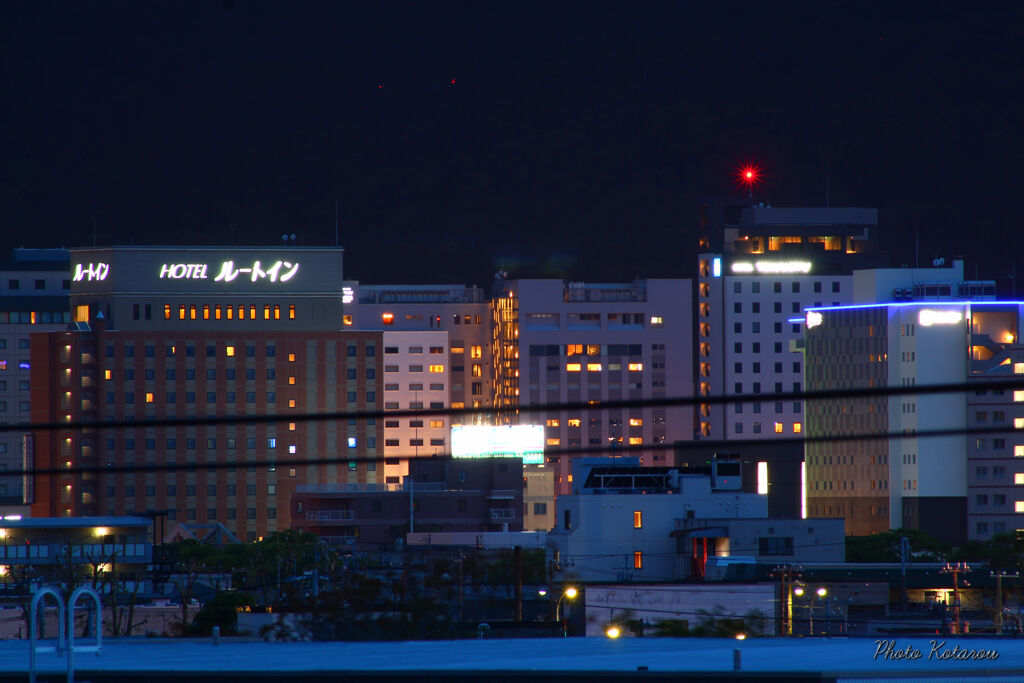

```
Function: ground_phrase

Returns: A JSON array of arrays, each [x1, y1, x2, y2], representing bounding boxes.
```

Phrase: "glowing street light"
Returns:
[[556, 587, 578, 637], [605, 625, 622, 639]]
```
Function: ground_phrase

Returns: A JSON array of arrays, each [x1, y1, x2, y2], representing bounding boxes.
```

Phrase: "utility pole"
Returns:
[[514, 546, 523, 623], [940, 562, 967, 634], [771, 564, 800, 636], [991, 570, 1020, 635], [900, 536, 909, 613]]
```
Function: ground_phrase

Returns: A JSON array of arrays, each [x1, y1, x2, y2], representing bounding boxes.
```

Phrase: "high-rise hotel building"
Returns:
[[492, 278, 692, 494], [695, 204, 887, 441], [803, 272, 1010, 546], [29, 247, 387, 541], [690, 204, 886, 518]]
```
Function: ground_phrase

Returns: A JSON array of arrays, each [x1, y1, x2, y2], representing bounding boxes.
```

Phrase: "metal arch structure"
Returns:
[[29, 586, 66, 683], [67, 586, 103, 682]]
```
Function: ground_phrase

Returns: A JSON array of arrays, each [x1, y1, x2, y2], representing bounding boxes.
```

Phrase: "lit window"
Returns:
[[634, 511, 642, 528], [633, 551, 643, 570], [1017, 501, 1024, 513], [470, 345, 482, 359], [587, 363, 602, 371], [547, 438, 561, 446], [104, 369, 112, 380], [343, 314, 353, 325], [264, 305, 271, 320], [178, 305, 186, 320], [289, 305, 295, 320], [429, 420, 444, 428], [1016, 391, 1024, 402], [774, 422, 784, 433], [1015, 418, 1024, 430], [628, 363, 643, 371], [757, 461, 769, 495], [567, 418, 581, 427], [382, 312, 394, 325], [203, 305, 210, 320], [429, 365, 444, 373], [1016, 445, 1024, 457], [628, 437, 642, 445], [629, 418, 642, 426], [546, 419, 560, 427], [288, 399, 296, 408], [1015, 473, 1024, 485], [288, 376, 296, 385], [566, 363, 581, 372], [288, 353, 296, 362], [163, 305, 171, 320], [145, 393, 154, 403], [289, 422, 296, 431], [226, 306, 233, 320], [566, 344, 583, 356], [190, 305, 197, 320], [226, 346, 235, 357], [1016, 363, 1024, 374], [650, 316, 663, 326], [215, 305, 222, 320], [348, 437, 357, 448], [793, 422, 802, 434]]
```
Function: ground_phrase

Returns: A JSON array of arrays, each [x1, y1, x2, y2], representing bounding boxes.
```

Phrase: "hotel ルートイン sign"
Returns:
[[73, 259, 301, 284]]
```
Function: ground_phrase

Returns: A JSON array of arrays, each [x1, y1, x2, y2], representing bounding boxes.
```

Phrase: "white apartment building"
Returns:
[[492, 279, 692, 495], [0, 249, 70, 507], [381, 330, 450, 483], [345, 283, 492, 418]]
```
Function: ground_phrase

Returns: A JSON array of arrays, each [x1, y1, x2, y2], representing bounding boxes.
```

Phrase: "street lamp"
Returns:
[[605, 625, 621, 639], [793, 586, 827, 636], [556, 587, 578, 637]]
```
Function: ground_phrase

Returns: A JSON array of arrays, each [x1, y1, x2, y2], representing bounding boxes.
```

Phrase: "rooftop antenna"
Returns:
[[738, 164, 760, 198]]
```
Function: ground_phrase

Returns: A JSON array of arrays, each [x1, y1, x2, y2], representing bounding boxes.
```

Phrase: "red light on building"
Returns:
[[737, 164, 761, 196]]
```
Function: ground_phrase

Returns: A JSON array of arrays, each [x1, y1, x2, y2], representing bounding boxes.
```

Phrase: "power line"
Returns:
[[5, 420, 1022, 479], [6, 377, 1024, 436]]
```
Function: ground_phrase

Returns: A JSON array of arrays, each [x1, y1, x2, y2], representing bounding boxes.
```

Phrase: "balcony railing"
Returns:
[[321, 535, 356, 546], [306, 510, 355, 521], [490, 509, 516, 521]]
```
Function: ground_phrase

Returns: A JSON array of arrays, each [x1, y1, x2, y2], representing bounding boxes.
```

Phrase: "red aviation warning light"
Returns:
[[738, 164, 761, 196]]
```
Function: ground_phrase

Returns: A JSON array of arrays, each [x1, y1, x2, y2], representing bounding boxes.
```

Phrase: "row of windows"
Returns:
[[107, 343, 316, 358], [528, 344, 648, 357], [734, 361, 801, 374], [0, 401, 30, 412], [382, 364, 445, 373], [383, 438, 446, 447], [162, 303, 296, 321], [384, 419, 445, 429], [731, 280, 842, 294], [384, 383, 445, 391], [546, 417, 651, 427], [731, 341, 790, 355], [383, 401, 446, 410], [0, 338, 31, 349], [734, 382, 801, 394], [161, 507, 277, 521], [0, 311, 71, 324], [735, 421, 802, 434], [110, 483, 278, 497], [564, 362, 644, 372], [733, 322, 803, 335], [7, 278, 67, 291], [108, 390, 374, 405]]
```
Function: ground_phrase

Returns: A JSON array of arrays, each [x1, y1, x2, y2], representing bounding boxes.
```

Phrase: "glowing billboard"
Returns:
[[450, 425, 544, 465]]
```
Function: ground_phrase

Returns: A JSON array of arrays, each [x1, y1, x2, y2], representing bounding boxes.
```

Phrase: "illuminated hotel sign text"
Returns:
[[731, 260, 812, 275], [918, 309, 963, 327], [158, 260, 300, 283], [72, 262, 110, 282]]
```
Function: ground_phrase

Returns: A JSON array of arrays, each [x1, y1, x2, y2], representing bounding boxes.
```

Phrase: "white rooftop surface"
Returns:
[[2, 637, 1023, 676]]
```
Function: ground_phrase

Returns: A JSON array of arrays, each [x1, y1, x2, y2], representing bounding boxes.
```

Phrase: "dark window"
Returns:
[[758, 536, 794, 556]]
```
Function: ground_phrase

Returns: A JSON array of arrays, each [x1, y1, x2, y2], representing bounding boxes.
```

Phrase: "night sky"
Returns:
[[3, 2, 1022, 287]]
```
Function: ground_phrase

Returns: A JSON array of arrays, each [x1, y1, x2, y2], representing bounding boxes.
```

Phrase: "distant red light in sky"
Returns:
[[450, 78, 456, 84], [737, 163, 761, 195]]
